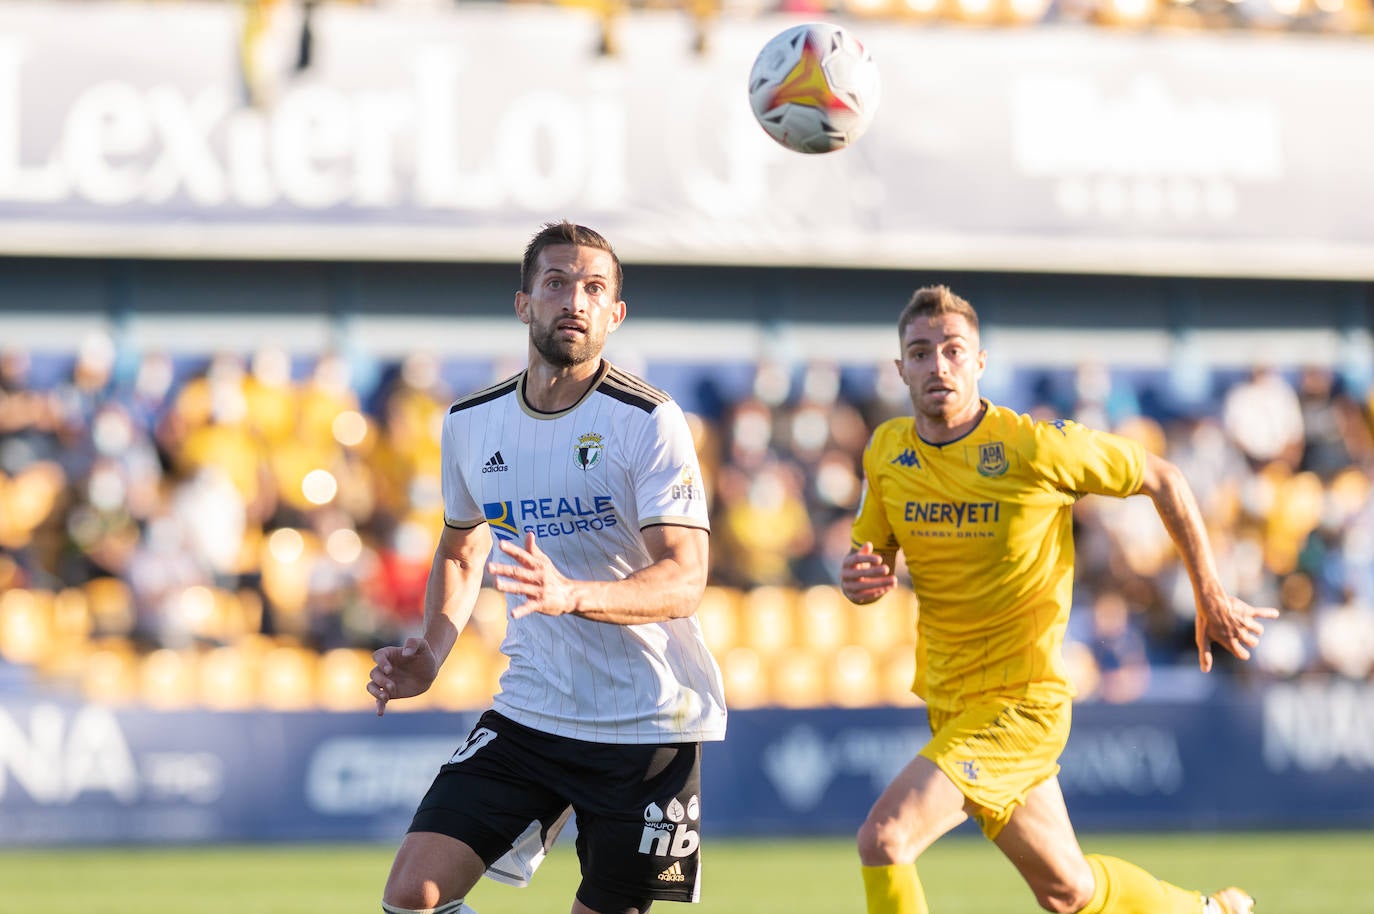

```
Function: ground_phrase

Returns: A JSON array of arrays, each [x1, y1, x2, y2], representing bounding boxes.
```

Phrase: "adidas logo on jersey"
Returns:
[[657, 861, 686, 883], [481, 451, 510, 474]]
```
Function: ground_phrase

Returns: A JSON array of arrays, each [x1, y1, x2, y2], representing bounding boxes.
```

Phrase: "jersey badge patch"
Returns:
[[574, 432, 605, 471], [977, 442, 1008, 477]]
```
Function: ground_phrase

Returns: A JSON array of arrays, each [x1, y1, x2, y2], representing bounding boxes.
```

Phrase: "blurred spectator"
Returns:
[[1222, 365, 1305, 471]]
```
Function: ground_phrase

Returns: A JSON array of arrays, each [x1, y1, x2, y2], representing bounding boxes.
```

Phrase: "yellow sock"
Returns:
[[1082, 854, 1205, 914], [861, 863, 928, 914]]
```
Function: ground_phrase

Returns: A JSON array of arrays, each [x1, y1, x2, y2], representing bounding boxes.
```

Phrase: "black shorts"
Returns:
[[409, 710, 705, 909]]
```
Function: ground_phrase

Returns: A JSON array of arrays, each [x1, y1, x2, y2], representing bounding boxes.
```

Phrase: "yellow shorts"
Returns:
[[919, 696, 1071, 840]]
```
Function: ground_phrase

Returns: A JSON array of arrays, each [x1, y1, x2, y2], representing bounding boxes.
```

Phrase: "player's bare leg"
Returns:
[[990, 776, 1095, 912], [383, 831, 487, 912], [995, 776, 1240, 914], [857, 755, 970, 914]]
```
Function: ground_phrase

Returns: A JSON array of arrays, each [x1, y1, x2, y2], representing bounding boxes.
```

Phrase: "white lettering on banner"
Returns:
[[1011, 73, 1281, 222], [304, 736, 455, 815], [0, 42, 629, 212], [761, 725, 925, 812], [1262, 682, 1374, 773], [1058, 726, 1183, 796], [141, 752, 225, 803], [0, 705, 139, 803]]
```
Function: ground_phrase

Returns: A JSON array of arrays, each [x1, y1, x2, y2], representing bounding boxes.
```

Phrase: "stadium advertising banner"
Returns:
[[0, 3, 1370, 278], [1, 682, 1372, 845]]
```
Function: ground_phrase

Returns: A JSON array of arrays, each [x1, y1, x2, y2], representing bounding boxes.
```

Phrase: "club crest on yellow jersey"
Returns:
[[977, 441, 1008, 477]]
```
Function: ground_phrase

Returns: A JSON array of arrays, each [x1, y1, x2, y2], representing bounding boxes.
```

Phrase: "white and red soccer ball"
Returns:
[[748, 22, 882, 155]]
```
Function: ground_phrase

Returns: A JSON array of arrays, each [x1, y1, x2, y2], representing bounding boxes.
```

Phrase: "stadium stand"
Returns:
[[4, 335, 1373, 711]]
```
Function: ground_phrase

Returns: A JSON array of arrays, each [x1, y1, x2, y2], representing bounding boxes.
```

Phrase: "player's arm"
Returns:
[[368, 521, 492, 715], [1135, 451, 1279, 672], [488, 525, 708, 624]]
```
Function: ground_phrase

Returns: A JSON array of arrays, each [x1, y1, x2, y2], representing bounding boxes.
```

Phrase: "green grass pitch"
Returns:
[[3, 831, 1371, 912]]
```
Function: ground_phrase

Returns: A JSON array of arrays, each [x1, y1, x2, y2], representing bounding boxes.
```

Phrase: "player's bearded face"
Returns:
[[520, 245, 624, 369]]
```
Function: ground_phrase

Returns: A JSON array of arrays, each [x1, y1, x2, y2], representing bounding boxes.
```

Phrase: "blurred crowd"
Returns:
[[2, 332, 1374, 707]]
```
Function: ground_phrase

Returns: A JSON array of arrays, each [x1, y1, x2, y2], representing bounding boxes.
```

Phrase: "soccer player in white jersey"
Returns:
[[367, 222, 726, 914]]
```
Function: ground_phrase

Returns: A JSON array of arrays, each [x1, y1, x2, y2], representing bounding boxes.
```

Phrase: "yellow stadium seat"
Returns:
[[0, 588, 52, 665], [79, 641, 139, 706], [796, 585, 853, 654], [880, 646, 922, 707], [198, 644, 260, 710], [140, 649, 199, 710], [427, 635, 495, 711], [469, 587, 509, 651], [829, 644, 881, 708], [740, 586, 797, 656], [85, 577, 135, 638], [719, 646, 768, 709], [694, 586, 741, 656], [259, 644, 320, 710], [770, 650, 827, 709], [52, 587, 93, 645], [852, 587, 917, 655], [317, 648, 376, 712]]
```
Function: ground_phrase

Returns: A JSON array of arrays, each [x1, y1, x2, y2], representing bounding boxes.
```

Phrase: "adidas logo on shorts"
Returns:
[[481, 451, 510, 474], [657, 861, 686, 883]]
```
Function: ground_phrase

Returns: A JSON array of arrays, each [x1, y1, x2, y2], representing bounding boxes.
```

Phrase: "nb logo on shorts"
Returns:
[[958, 760, 980, 781], [657, 861, 686, 883], [639, 795, 700, 858]]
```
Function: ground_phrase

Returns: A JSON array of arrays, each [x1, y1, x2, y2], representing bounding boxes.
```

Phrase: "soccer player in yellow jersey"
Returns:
[[841, 286, 1278, 914]]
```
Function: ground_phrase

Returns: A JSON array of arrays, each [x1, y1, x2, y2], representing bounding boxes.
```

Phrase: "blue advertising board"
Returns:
[[1, 682, 1371, 846]]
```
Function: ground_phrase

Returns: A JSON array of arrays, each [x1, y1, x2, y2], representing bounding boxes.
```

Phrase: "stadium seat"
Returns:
[[828, 644, 881, 708], [140, 648, 199, 710], [695, 586, 742, 655], [796, 585, 853, 654], [0, 587, 51, 665], [84, 577, 136, 639], [427, 635, 495, 710], [198, 642, 264, 710], [258, 643, 320, 710], [851, 587, 917, 655], [719, 646, 768, 709], [740, 585, 798, 656], [317, 647, 375, 712], [79, 641, 139, 706], [770, 650, 828, 708], [469, 587, 510, 650], [879, 646, 921, 707]]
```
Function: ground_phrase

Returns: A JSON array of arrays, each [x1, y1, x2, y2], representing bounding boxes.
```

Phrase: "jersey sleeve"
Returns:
[[632, 400, 710, 531], [1032, 418, 1146, 499], [440, 410, 485, 528], [850, 428, 899, 554]]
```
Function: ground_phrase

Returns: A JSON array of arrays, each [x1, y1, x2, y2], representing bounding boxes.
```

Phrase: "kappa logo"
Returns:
[[481, 451, 510, 474], [658, 861, 686, 883], [890, 448, 921, 468]]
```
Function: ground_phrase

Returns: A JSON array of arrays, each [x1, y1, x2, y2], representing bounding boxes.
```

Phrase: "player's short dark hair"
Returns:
[[898, 285, 980, 341], [520, 221, 623, 299]]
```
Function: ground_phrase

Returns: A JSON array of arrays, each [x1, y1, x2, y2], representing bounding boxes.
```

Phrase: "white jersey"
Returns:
[[442, 359, 727, 744]]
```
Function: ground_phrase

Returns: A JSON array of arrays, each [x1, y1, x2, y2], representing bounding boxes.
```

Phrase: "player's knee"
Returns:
[[1030, 870, 1095, 914], [857, 814, 909, 865], [381, 894, 471, 914]]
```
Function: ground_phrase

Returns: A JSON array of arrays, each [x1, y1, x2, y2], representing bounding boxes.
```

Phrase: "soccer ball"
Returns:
[[747, 22, 881, 155]]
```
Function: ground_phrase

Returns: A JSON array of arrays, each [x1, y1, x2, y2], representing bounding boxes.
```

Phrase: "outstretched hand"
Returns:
[[841, 542, 898, 605], [1195, 591, 1280, 673], [489, 532, 577, 619], [367, 637, 439, 716]]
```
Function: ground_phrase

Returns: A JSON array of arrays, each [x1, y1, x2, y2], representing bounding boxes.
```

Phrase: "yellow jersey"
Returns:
[[851, 401, 1146, 714]]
